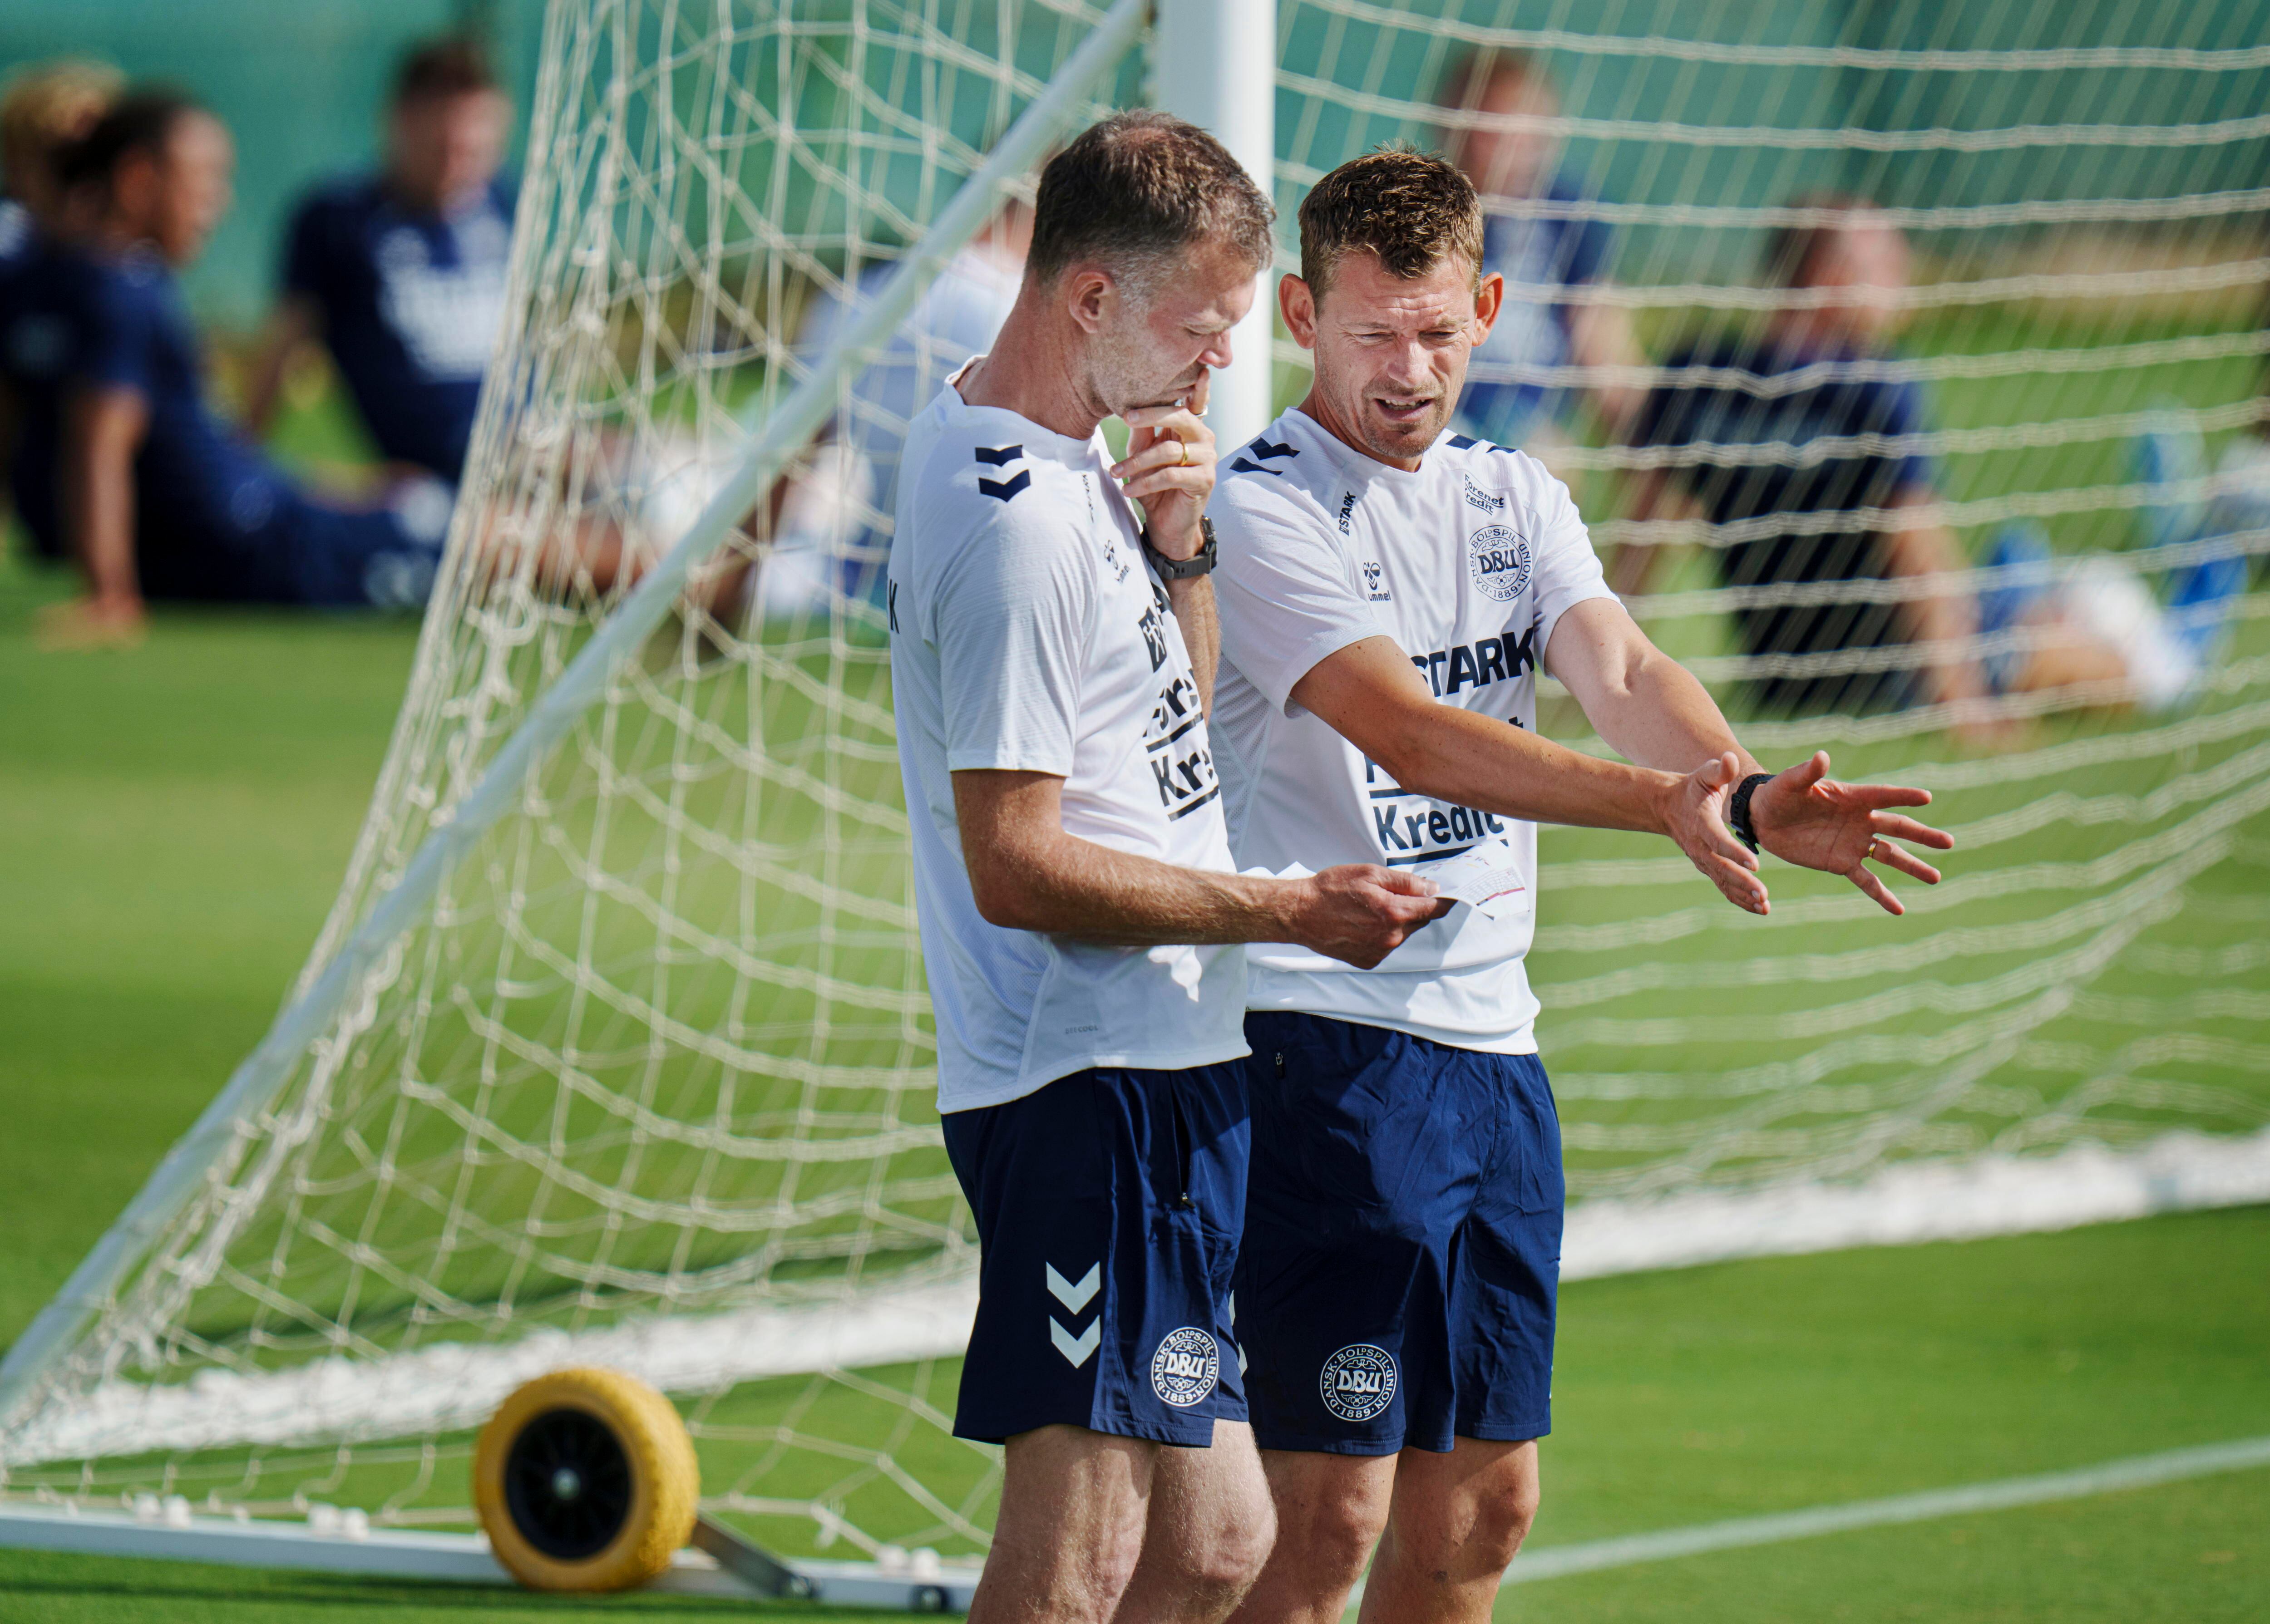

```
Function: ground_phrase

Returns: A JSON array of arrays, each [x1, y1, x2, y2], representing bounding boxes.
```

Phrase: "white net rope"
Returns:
[[3, 0, 2269, 1567]]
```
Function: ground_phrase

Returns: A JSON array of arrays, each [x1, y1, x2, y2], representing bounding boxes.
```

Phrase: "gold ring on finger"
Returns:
[[1175, 439, 1189, 467]]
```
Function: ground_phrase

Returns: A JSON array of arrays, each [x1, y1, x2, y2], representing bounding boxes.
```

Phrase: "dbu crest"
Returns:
[[1150, 1327, 1221, 1408], [1319, 1343, 1397, 1423], [1468, 525, 1533, 604]]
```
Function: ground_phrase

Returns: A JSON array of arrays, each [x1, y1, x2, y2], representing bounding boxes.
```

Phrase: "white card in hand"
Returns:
[[1411, 838, 1527, 920]]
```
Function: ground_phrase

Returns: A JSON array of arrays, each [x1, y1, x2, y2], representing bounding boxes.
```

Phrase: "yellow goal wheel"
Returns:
[[474, 1367, 700, 1591]]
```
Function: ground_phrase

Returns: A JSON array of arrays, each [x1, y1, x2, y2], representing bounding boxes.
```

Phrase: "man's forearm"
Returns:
[[1166, 574, 1219, 713], [978, 821, 1297, 947], [1592, 644, 1762, 778], [242, 300, 317, 437], [1384, 704, 1687, 837], [69, 393, 146, 606]]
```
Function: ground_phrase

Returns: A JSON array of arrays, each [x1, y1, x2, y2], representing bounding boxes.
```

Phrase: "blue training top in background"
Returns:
[[1632, 336, 1937, 715], [11, 243, 449, 606], [282, 175, 515, 482], [0, 214, 82, 561], [75, 247, 311, 598], [1454, 175, 1613, 450]]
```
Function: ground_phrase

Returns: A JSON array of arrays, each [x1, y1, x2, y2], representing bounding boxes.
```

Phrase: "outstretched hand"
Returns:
[[1749, 750, 1955, 916]]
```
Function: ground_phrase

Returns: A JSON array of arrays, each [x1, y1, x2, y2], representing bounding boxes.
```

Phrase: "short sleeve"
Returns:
[[1516, 459, 1618, 675], [281, 194, 326, 302], [74, 269, 159, 395], [931, 502, 1093, 777], [1211, 475, 1382, 715]]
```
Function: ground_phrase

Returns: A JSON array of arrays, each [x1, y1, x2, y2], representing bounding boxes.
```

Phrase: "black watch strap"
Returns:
[[1727, 771, 1774, 855], [1144, 516, 1217, 581]]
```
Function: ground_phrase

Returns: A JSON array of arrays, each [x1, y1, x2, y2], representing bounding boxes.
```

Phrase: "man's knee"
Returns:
[[1275, 1483, 1384, 1587], [1387, 1443, 1542, 1576], [1195, 1488, 1277, 1595], [1471, 1468, 1541, 1566]]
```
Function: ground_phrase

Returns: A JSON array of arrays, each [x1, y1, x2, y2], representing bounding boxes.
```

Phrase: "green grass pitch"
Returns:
[[3, 549, 2266, 1622], [4, 313, 2269, 1620]]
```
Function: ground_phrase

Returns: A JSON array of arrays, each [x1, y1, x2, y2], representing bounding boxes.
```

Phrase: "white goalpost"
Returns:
[[4, 0, 2270, 1599]]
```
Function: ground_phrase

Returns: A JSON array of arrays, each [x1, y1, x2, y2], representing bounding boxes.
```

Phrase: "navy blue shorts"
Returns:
[[941, 1062, 1248, 1447], [138, 478, 452, 610], [1236, 1012, 1563, 1456], [284, 478, 452, 608]]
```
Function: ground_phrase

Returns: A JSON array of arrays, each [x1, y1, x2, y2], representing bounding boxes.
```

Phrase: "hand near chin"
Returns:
[[1110, 370, 1215, 560]]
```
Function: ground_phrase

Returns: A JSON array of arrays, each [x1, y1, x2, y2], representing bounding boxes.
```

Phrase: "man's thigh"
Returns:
[[1235, 1013, 1481, 1456], [1448, 1051, 1562, 1446], [943, 1062, 1248, 1448], [1237, 1016, 1561, 1455]]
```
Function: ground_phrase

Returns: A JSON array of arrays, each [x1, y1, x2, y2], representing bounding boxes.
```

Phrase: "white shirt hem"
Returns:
[[939, 1036, 1255, 1115], [1242, 990, 1538, 1056]]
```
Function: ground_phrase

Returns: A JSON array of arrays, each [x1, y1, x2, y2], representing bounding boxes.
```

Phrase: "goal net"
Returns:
[[4, 0, 2269, 1574]]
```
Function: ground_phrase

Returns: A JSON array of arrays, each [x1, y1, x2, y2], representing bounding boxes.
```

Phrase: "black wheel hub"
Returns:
[[503, 1406, 634, 1560]]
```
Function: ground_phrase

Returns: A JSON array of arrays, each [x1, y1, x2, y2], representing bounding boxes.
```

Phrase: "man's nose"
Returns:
[[1382, 338, 1431, 385]]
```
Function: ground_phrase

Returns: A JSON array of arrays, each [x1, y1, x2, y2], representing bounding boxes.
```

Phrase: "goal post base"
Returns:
[[0, 1501, 982, 1611]]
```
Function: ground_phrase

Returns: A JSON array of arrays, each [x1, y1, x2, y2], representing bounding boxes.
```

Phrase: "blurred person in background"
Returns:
[[1, 58, 119, 261], [0, 58, 120, 557], [751, 193, 1031, 627], [2125, 295, 2264, 630], [1436, 48, 1644, 453], [242, 37, 513, 485], [1617, 196, 2231, 722], [23, 89, 455, 645]]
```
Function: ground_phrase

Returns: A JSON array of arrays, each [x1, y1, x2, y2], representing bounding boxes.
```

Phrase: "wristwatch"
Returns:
[[1144, 516, 1217, 581], [1727, 771, 1775, 855]]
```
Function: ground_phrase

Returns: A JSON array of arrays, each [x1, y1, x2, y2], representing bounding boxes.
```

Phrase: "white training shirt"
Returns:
[[1209, 408, 1619, 1053], [890, 370, 1249, 1112]]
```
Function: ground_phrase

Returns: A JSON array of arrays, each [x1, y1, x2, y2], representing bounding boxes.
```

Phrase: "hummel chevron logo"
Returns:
[[1047, 1262, 1101, 1313], [1051, 1317, 1101, 1367], [1228, 457, 1283, 477], [974, 444, 1023, 466], [1246, 437, 1298, 461], [978, 468, 1032, 502]]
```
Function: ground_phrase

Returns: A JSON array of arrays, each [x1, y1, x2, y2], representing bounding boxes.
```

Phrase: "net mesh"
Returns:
[[4, 0, 2270, 1569]]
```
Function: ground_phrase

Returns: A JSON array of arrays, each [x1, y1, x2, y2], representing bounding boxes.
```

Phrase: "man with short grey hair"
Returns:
[[889, 113, 1446, 1624]]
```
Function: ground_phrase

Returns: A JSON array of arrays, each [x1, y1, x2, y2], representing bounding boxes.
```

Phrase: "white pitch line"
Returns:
[[1504, 1434, 2270, 1586]]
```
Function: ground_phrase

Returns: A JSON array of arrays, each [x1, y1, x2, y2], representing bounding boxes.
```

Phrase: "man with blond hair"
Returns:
[[0, 57, 119, 246], [0, 57, 120, 553], [1206, 149, 1954, 1624]]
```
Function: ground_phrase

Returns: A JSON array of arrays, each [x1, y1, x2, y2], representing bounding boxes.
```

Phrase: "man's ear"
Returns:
[[1471, 270, 1506, 345], [1062, 267, 1112, 335], [1280, 272, 1317, 350]]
